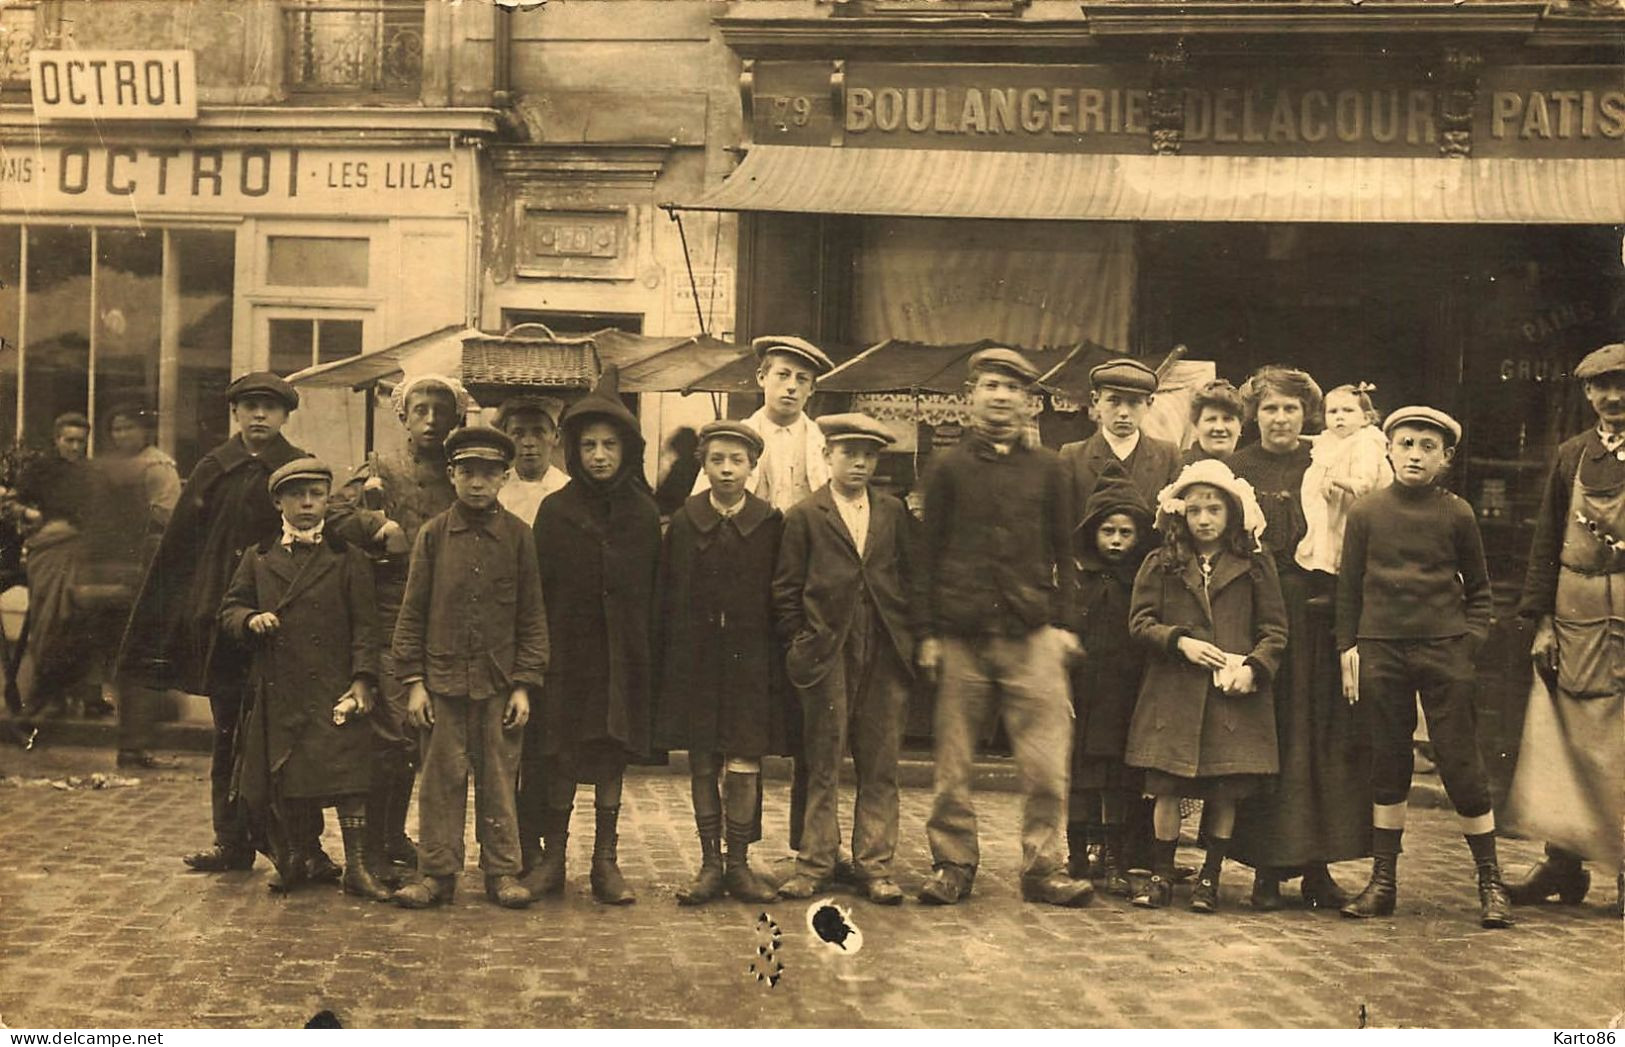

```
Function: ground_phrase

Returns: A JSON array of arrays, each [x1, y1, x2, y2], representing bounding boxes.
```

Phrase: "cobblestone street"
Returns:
[[0, 746, 1619, 1029]]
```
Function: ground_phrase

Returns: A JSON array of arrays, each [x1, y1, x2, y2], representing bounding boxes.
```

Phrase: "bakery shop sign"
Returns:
[[752, 62, 1625, 159]]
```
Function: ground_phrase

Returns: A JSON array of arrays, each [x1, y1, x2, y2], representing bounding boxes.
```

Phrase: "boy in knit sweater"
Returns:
[[1335, 405, 1510, 929]]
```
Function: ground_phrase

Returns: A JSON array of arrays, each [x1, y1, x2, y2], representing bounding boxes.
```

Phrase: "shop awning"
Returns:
[[682, 339, 870, 394], [288, 324, 476, 391], [819, 339, 1077, 395], [672, 147, 1625, 224]]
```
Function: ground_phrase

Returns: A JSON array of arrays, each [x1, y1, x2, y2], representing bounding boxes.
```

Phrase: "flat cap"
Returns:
[[966, 347, 1040, 384], [226, 371, 299, 411], [1090, 359, 1158, 395], [495, 395, 563, 431], [1574, 343, 1625, 381], [753, 335, 834, 376], [444, 425, 516, 465], [817, 412, 895, 447], [267, 457, 333, 496], [697, 419, 764, 458], [1383, 405, 1462, 447], [53, 411, 90, 431]]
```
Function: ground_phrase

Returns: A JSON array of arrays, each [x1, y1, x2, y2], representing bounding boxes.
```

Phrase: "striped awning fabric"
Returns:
[[672, 146, 1625, 223]]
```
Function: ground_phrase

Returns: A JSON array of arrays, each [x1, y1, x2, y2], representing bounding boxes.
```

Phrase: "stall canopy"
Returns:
[[288, 326, 753, 395], [820, 338, 1077, 395], [681, 339, 870, 394], [672, 147, 1625, 224]]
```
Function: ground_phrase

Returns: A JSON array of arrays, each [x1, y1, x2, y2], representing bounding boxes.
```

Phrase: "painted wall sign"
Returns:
[[30, 50, 198, 122], [0, 144, 468, 217], [751, 62, 1625, 159]]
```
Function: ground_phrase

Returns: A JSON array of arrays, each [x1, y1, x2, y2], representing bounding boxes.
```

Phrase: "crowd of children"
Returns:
[[112, 336, 1624, 926]]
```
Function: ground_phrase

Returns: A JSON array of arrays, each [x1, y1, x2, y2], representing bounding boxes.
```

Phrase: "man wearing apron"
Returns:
[[1508, 342, 1625, 918]]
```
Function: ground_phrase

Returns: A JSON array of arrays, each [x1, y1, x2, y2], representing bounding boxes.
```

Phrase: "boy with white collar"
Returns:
[[1061, 359, 1182, 512]]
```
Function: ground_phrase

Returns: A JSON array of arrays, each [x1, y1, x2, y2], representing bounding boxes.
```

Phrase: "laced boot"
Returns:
[[1477, 860, 1515, 929], [1506, 845, 1590, 906], [724, 829, 778, 903], [339, 817, 392, 902], [1341, 854, 1398, 918], [523, 806, 571, 897], [589, 806, 635, 905], [677, 814, 725, 907]]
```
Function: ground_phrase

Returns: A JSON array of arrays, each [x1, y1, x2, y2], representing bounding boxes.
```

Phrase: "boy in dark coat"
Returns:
[[220, 458, 388, 901], [526, 366, 662, 905], [1066, 460, 1155, 897], [775, 413, 917, 905], [391, 426, 549, 910], [656, 420, 788, 906], [1337, 406, 1509, 929], [117, 372, 308, 874]]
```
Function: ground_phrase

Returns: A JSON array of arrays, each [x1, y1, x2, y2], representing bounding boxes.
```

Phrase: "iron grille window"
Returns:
[[283, 1, 424, 97]]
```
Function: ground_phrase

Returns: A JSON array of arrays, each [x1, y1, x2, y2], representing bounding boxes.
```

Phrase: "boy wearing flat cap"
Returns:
[[1337, 406, 1510, 929], [220, 458, 389, 900], [1505, 342, 1625, 917], [117, 371, 308, 874], [495, 395, 569, 526], [327, 373, 467, 885], [774, 413, 917, 905], [655, 420, 789, 905], [693, 335, 835, 514], [1062, 359, 1181, 515], [391, 426, 549, 910], [916, 348, 1094, 907]]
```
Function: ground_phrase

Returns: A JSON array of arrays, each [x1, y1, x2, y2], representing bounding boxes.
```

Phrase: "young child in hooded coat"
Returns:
[[1066, 460, 1156, 898]]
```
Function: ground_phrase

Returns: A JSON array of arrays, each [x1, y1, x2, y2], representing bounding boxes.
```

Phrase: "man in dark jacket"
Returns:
[[1060, 359, 1182, 514], [116, 373, 306, 872], [916, 348, 1093, 908]]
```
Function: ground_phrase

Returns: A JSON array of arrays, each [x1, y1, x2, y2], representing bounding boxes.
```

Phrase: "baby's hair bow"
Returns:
[[1353, 381, 1377, 394]]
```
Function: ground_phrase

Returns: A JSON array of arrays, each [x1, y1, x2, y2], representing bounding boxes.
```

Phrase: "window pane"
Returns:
[[24, 226, 91, 448], [269, 318, 316, 376], [93, 228, 163, 458], [316, 319, 364, 364], [0, 226, 19, 446], [173, 229, 236, 472], [266, 236, 369, 288]]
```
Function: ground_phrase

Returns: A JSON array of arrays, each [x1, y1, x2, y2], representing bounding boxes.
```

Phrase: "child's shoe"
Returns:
[[1131, 874, 1172, 909], [1250, 869, 1283, 912], [486, 874, 533, 909], [590, 807, 636, 905], [393, 874, 455, 909], [1101, 830, 1132, 898], [676, 836, 724, 907], [1189, 876, 1219, 913], [1476, 861, 1514, 929], [1300, 862, 1352, 910], [521, 831, 569, 897], [1341, 855, 1397, 918]]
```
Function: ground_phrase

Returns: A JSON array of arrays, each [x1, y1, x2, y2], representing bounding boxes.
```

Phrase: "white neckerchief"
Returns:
[[710, 492, 746, 520], [1598, 426, 1624, 454], [1102, 428, 1142, 462], [281, 519, 325, 547]]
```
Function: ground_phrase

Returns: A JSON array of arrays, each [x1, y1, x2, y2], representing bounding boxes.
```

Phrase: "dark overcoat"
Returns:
[[221, 535, 380, 803], [654, 492, 791, 758], [1124, 548, 1288, 778], [533, 466, 661, 765], [116, 433, 306, 696], [772, 485, 918, 689], [1059, 431, 1181, 544], [1072, 558, 1146, 766]]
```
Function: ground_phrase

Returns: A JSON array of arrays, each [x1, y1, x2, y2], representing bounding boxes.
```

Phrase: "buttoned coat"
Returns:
[[116, 433, 307, 696], [654, 492, 791, 757], [1124, 548, 1289, 778], [221, 534, 379, 802], [773, 484, 918, 689], [392, 502, 549, 701]]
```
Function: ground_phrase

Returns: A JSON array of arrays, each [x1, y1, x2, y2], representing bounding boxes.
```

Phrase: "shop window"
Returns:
[[282, 1, 424, 98], [269, 317, 365, 374], [0, 223, 234, 471], [267, 236, 370, 288]]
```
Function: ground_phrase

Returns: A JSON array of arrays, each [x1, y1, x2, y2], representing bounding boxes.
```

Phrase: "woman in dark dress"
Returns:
[[1228, 365, 1371, 910]]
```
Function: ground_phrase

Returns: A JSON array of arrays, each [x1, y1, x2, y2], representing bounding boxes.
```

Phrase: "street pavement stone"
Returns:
[[0, 746, 1619, 1029]]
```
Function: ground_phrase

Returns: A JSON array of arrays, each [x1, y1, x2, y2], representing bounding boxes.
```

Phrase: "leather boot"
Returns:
[[339, 820, 392, 902], [589, 806, 635, 905], [1300, 861, 1352, 910], [677, 808, 725, 907], [1341, 854, 1398, 918], [1101, 826, 1132, 898], [1477, 860, 1515, 929], [725, 834, 778, 903], [1506, 845, 1590, 906], [385, 757, 419, 870], [679, 833, 725, 907], [363, 753, 394, 883], [1250, 868, 1283, 912], [393, 874, 455, 909], [523, 804, 571, 897]]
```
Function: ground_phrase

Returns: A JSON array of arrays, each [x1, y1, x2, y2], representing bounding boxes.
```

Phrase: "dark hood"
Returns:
[[561, 364, 648, 492], [1076, 460, 1154, 573]]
